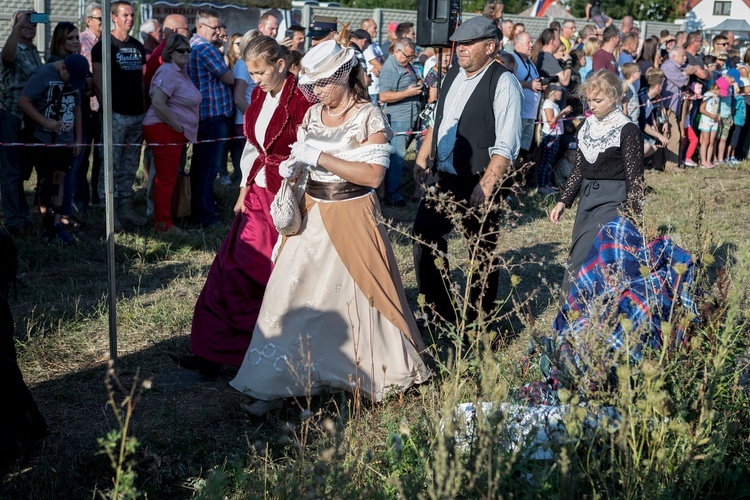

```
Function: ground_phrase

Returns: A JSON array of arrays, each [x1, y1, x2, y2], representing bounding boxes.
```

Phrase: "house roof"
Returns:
[[686, 0, 750, 10]]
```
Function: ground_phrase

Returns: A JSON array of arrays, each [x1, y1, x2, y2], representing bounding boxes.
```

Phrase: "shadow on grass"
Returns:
[[1, 334, 256, 498]]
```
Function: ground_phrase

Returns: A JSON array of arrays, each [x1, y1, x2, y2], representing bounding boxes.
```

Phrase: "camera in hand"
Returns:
[[539, 75, 560, 86]]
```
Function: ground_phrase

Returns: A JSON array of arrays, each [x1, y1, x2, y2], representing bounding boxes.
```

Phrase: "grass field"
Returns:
[[3, 161, 750, 498]]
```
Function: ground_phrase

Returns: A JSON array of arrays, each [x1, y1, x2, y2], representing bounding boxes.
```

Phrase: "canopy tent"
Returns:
[[704, 18, 750, 35], [138, 0, 293, 45]]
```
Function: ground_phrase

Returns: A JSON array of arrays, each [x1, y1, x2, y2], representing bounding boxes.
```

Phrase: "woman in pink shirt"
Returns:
[[142, 35, 202, 234]]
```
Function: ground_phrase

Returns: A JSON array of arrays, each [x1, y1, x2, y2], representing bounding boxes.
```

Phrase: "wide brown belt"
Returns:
[[306, 179, 373, 201]]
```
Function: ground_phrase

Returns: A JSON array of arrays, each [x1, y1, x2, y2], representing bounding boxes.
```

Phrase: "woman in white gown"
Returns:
[[230, 38, 430, 414]]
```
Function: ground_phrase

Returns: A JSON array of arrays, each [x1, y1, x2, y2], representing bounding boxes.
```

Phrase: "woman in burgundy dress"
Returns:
[[181, 36, 310, 375]]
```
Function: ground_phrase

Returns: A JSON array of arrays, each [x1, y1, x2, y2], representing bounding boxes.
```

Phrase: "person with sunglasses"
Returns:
[[378, 37, 423, 206], [188, 8, 235, 228], [142, 35, 201, 235], [0, 11, 42, 237]]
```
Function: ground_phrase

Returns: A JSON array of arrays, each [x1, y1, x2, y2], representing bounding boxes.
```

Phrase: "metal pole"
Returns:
[[101, 0, 118, 364]]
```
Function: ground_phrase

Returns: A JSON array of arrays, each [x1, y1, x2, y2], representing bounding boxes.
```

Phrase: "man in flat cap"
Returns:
[[412, 16, 523, 327]]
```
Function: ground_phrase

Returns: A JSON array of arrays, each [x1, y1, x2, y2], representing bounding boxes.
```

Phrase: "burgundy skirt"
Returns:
[[190, 183, 278, 366]]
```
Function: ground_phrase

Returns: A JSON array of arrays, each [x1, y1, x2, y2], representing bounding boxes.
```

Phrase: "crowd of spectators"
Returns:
[[2, 2, 750, 244]]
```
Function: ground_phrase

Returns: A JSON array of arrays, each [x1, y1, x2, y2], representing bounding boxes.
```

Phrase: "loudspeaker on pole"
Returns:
[[416, 0, 462, 47]]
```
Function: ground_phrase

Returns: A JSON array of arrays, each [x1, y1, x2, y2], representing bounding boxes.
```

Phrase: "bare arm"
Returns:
[[368, 57, 383, 75], [234, 79, 249, 115], [219, 68, 235, 86], [1, 12, 28, 66], [428, 86, 438, 103], [379, 84, 422, 103], [93, 61, 103, 105], [18, 95, 57, 131], [316, 131, 389, 188], [556, 68, 571, 86]]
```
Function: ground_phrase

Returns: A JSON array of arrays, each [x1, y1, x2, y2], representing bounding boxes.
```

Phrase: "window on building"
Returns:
[[713, 1, 731, 15]]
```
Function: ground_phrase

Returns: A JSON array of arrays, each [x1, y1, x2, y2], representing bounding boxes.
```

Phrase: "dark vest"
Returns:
[[431, 61, 508, 177]]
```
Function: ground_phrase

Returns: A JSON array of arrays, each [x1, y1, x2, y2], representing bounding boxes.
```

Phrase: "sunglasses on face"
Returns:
[[174, 47, 192, 54]]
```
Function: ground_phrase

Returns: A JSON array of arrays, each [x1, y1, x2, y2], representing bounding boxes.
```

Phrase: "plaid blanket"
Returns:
[[553, 216, 698, 362]]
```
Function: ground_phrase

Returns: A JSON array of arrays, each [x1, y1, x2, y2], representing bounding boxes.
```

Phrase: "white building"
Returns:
[[685, 0, 750, 32]]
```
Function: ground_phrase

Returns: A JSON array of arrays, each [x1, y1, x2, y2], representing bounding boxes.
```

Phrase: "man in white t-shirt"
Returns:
[[361, 18, 384, 106]]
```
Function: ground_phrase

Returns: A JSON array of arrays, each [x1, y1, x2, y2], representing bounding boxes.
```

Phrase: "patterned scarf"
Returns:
[[577, 109, 630, 164]]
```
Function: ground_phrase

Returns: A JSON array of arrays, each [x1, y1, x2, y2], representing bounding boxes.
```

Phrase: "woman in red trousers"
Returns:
[[142, 34, 202, 234]]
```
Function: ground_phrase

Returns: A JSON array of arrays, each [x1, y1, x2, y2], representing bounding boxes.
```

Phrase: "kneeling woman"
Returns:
[[231, 39, 430, 414], [188, 36, 310, 372]]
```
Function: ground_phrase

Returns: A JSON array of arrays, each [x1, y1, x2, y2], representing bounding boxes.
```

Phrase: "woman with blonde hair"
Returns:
[[186, 36, 311, 375], [579, 38, 601, 81], [231, 37, 430, 414], [550, 70, 644, 297]]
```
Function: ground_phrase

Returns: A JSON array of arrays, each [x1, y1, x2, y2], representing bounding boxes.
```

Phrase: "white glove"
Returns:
[[290, 140, 322, 168], [278, 158, 302, 179]]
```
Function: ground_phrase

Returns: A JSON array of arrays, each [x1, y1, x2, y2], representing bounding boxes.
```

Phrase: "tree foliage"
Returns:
[[567, 0, 680, 22], [339, 0, 534, 15]]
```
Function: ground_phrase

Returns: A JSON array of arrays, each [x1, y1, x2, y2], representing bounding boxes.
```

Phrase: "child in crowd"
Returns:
[[621, 62, 641, 124], [704, 55, 717, 79], [726, 69, 746, 164], [716, 75, 734, 164], [538, 84, 572, 195], [683, 82, 703, 167], [638, 67, 669, 158], [713, 52, 727, 81], [698, 78, 723, 168]]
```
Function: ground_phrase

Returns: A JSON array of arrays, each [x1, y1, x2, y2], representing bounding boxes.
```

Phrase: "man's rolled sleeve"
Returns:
[[489, 72, 524, 161]]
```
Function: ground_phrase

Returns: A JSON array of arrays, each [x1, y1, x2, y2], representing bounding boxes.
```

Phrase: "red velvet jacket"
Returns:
[[243, 73, 311, 194]]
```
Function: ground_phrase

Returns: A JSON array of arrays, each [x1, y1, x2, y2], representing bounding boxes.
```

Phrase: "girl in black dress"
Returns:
[[550, 70, 644, 297]]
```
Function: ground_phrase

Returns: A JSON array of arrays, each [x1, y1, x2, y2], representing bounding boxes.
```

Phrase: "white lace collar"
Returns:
[[577, 109, 630, 164]]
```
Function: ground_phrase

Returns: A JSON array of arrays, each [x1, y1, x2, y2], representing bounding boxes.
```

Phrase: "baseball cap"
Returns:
[[350, 29, 372, 44], [715, 77, 730, 97], [64, 54, 89, 90]]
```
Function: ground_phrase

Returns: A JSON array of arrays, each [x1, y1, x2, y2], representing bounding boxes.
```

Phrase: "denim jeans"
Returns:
[[97, 112, 144, 202], [385, 118, 415, 203], [191, 115, 230, 226], [0, 111, 32, 230]]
